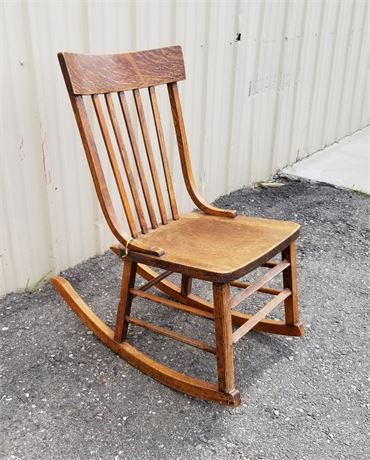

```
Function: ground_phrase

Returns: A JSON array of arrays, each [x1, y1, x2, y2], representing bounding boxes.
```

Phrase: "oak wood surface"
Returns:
[[51, 276, 239, 406], [129, 213, 299, 283], [129, 288, 214, 321], [105, 92, 148, 234], [127, 316, 216, 354], [149, 86, 179, 220], [118, 90, 158, 230], [180, 275, 192, 297], [133, 88, 168, 224], [282, 241, 299, 325], [60, 46, 185, 95], [114, 261, 137, 342], [168, 82, 237, 219], [213, 283, 235, 393], [55, 45, 303, 406], [232, 288, 291, 343], [92, 94, 138, 236], [133, 262, 304, 337], [230, 280, 282, 295], [230, 260, 290, 309]]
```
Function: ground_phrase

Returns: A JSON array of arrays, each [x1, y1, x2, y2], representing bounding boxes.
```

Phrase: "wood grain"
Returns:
[[105, 92, 148, 234], [213, 283, 235, 393], [51, 276, 240, 406], [129, 288, 214, 320], [56, 45, 303, 407], [149, 86, 179, 220], [118, 91, 158, 229], [282, 241, 299, 325], [230, 280, 282, 295], [92, 94, 138, 236], [133, 89, 168, 225], [60, 46, 185, 95], [132, 262, 304, 337], [232, 288, 291, 343], [126, 213, 300, 283], [230, 260, 290, 309], [180, 275, 192, 297], [127, 316, 216, 354], [168, 82, 237, 219], [114, 261, 137, 342]]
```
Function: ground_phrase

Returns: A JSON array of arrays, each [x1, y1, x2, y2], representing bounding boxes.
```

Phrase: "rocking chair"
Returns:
[[52, 46, 303, 407]]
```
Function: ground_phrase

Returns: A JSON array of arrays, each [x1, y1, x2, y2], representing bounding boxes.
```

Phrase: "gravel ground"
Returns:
[[0, 179, 369, 460]]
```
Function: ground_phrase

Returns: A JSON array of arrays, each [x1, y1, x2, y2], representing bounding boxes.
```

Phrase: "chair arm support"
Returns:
[[111, 242, 165, 258], [189, 189, 237, 218], [168, 82, 236, 219]]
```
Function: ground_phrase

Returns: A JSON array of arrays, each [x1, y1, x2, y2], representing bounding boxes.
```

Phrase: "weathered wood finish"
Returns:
[[118, 90, 158, 230], [230, 260, 290, 309], [168, 82, 237, 219], [149, 86, 179, 220], [105, 92, 148, 234], [54, 45, 304, 406], [230, 280, 282, 296], [114, 261, 137, 342], [181, 275, 192, 297], [232, 288, 291, 343], [126, 213, 300, 283], [133, 262, 304, 336], [51, 276, 239, 406], [213, 283, 236, 394], [61, 46, 185, 95], [127, 316, 216, 354], [129, 289, 215, 321], [282, 241, 300, 325], [138, 270, 173, 292]]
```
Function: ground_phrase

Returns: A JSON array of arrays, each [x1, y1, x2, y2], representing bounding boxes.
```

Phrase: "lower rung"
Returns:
[[127, 316, 216, 354], [232, 288, 291, 343]]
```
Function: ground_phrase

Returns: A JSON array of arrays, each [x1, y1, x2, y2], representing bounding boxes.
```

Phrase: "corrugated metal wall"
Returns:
[[1, 0, 368, 296]]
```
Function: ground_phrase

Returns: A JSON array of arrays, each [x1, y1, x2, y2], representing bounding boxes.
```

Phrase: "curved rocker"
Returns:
[[51, 275, 241, 407]]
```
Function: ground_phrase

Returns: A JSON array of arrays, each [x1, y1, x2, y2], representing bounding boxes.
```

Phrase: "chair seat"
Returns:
[[131, 213, 300, 282]]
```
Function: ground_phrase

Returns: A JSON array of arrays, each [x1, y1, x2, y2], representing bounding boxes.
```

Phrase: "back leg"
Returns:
[[180, 275, 192, 297], [282, 241, 299, 325]]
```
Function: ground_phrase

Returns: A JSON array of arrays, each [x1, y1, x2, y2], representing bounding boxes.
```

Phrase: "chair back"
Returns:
[[58, 46, 186, 242]]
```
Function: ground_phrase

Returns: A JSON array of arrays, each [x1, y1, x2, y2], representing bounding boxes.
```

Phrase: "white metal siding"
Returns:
[[1, 0, 368, 296]]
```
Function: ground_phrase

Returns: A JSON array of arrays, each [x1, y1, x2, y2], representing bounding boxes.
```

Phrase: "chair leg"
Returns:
[[114, 261, 137, 342], [213, 282, 237, 395], [180, 275, 192, 297], [282, 241, 299, 325]]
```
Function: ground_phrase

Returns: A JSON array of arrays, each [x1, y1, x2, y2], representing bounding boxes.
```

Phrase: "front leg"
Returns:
[[114, 261, 138, 342], [213, 283, 240, 402]]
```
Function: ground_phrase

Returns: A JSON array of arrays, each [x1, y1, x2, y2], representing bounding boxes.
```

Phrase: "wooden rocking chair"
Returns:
[[52, 46, 303, 407]]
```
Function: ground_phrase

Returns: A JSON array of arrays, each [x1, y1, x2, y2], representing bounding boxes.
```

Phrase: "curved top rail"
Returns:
[[58, 46, 185, 95]]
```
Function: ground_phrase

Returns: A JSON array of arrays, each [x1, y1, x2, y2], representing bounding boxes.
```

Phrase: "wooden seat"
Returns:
[[52, 45, 304, 407], [126, 212, 300, 282]]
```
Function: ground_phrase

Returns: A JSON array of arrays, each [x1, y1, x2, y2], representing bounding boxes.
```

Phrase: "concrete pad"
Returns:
[[282, 127, 370, 194]]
